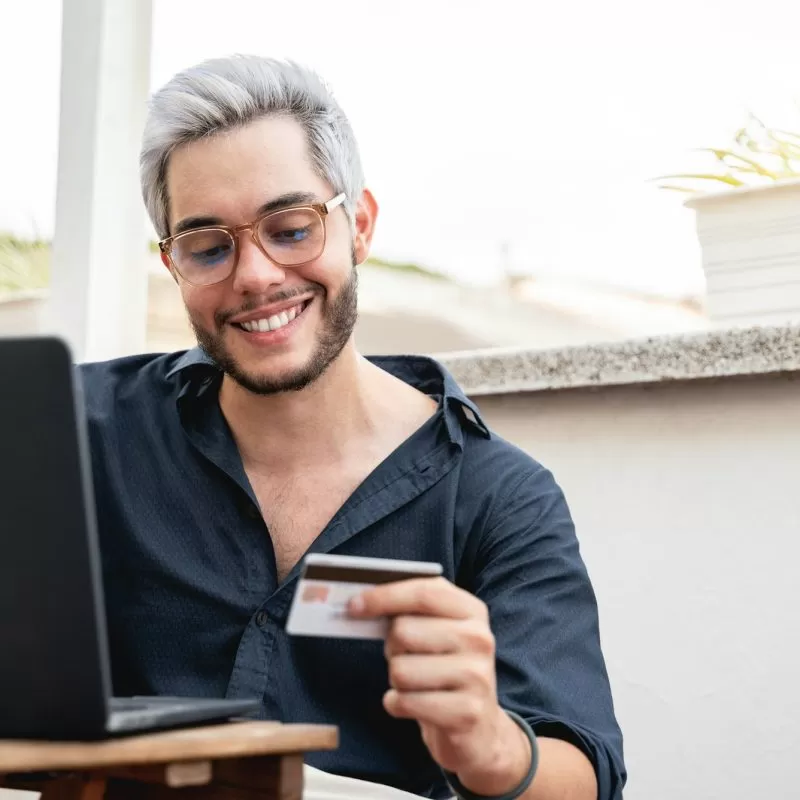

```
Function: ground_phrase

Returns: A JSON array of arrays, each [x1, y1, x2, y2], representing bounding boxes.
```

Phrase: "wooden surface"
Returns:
[[3, 755, 307, 800], [106, 755, 306, 800], [0, 722, 338, 773]]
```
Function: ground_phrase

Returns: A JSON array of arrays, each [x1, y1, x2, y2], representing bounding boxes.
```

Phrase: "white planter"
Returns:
[[685, 179, 800, 327]]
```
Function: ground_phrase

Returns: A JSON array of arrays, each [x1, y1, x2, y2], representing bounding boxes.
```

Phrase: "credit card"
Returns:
[[285, 553, 444, 640]]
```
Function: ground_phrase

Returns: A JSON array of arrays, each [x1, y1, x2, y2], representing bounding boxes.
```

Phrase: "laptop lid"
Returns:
[[0, 336, 112, 739]]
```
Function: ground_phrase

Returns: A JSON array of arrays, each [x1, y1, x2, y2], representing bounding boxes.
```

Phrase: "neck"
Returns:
[[218, 342, 387, 470]]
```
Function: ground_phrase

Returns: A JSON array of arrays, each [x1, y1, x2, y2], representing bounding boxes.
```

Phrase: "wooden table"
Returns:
[[0, 722, 338, 800]]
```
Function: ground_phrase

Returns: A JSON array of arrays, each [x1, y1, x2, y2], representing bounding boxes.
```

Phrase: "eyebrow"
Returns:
[[172, 191, 321, 236]]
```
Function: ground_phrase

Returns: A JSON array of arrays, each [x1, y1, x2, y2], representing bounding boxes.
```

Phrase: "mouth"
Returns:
[[230, 299, 313, 336]]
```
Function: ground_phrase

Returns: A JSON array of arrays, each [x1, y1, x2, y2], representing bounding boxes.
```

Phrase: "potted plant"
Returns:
[[656, 114, 800, 327]]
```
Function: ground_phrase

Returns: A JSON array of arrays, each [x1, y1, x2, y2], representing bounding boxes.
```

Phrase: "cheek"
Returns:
[[181, 285, 220, 324], [303, 244, 353, 291]]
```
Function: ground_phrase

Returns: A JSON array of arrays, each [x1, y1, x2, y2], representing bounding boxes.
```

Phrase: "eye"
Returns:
[[270, 226, 311, 244], [191, 242, 233, 266]]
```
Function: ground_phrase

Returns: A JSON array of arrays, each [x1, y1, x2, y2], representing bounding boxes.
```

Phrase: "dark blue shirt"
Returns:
[[80, 349, 625, 799]]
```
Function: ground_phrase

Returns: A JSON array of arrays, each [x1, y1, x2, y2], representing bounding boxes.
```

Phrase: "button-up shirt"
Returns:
[[80, 349, 625, 799]]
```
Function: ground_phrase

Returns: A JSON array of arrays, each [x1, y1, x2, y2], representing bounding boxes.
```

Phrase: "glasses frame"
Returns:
[[159, 192, 347, 287]]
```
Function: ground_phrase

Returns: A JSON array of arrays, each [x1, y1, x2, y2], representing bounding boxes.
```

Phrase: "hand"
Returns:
[[348, 577, 532, 795]]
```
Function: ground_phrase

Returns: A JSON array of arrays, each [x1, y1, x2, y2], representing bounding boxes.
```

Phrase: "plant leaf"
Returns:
[[692, 148, 779, 178], [657, 185, 699, 193], [656, 112, 800, 196], [652, 172, 745, 187]]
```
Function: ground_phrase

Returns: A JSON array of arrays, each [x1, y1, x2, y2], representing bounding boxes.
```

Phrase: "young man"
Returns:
[[82, 56, 625, 800]]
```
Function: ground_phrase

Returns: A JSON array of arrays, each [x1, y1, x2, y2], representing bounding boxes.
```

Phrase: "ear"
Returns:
[[159, 250, 180, 284], [352, 188, 379, 267]]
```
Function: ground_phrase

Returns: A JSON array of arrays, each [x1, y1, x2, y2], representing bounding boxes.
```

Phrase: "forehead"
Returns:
[[166, 115, 328, 226]]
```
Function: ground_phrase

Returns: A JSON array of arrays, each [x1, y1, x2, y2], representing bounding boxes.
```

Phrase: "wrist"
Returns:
[[454, 709, 533, 797]]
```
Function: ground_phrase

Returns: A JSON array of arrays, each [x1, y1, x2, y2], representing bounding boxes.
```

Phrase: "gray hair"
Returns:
[[140, 55, 365, 240]]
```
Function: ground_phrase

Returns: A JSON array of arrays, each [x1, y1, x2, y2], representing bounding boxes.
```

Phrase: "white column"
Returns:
[[49, 0, 152, 362]]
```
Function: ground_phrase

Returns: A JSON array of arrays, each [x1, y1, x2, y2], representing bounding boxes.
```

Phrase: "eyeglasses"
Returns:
[[159, 193, 346, 287]]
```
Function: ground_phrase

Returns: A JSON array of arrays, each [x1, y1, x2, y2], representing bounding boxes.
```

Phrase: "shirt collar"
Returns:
[[167, 348, 490, 441], [368, 354, 490, 441], [167, 348, 217, 378]]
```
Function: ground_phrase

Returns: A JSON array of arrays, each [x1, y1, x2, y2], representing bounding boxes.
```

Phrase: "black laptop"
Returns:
[[0, 336, 259, 740]]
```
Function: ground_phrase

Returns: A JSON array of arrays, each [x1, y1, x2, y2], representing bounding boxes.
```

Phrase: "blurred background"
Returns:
[[3, 0, 800, 357], [3, 4, 800, 800]]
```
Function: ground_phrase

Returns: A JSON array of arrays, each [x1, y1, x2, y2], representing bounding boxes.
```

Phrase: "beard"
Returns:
[[189, 265, 359, 396]]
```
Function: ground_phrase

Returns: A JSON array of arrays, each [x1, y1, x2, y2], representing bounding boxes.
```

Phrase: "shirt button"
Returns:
[[255, 611, 269, 628]]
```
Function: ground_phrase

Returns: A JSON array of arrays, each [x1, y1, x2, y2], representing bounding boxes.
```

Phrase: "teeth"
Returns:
[[239, 303, 303, 333]]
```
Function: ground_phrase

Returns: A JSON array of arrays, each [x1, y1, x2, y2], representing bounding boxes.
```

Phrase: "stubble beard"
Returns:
[[190, 265, 359, 396]]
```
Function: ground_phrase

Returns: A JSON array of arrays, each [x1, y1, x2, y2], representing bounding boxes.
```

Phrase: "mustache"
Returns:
[[215, 284, 323, 326]]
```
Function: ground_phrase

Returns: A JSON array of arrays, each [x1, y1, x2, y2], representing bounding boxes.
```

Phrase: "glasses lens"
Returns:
[[257, 208, 324, 265], [171, 229, 236, 285]]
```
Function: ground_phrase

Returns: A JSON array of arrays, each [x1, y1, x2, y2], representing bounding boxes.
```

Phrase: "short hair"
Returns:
[[140, 55, 365, 239]]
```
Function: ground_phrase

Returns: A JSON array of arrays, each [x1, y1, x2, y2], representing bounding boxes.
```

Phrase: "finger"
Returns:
[[384, 616, 495, 659], [349, 577, 487, 621], [383, 688, 489, 731], [387, 654, 494, 693]]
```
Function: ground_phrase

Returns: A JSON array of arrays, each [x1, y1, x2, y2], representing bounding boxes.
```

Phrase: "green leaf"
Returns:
[[693, 148, 779, 178], [658, 112, 800, 195], [652, 172, 745, 187], [772, 128, 800, 145], [657, 185, 699, 193]]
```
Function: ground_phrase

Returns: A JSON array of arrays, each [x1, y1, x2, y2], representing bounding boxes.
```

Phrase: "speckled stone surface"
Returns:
[[437, 324, 800, 396]]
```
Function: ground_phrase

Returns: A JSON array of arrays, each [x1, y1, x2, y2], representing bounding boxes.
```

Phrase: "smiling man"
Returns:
[[81, 56, 625, 800]]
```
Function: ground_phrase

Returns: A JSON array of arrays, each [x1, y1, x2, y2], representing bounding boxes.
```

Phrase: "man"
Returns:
[[82, 56, 625, 800]]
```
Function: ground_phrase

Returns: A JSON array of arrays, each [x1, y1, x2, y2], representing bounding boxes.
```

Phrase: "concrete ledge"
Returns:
[[438, 324, 800, 396], [0, 289, 49, 336], [0, 289, 49, 305]]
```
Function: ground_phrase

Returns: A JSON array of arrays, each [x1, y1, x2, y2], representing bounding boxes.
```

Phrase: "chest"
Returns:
[[246, 467, 370, 583]]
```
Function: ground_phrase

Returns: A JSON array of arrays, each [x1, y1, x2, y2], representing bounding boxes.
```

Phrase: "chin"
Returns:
[[201, 336, 346, 397], [236, 356, 321, 394], [232, 359, 338, 396]]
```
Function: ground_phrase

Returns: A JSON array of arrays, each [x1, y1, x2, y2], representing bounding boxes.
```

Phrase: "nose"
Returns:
[[231, 232, 287, 294]]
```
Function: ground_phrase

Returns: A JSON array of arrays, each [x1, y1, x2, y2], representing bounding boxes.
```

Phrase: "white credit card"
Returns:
[[285, 553, 444, 640]]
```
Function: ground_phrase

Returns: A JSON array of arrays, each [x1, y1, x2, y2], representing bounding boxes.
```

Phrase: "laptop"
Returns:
[[0, 336, 260, 740]]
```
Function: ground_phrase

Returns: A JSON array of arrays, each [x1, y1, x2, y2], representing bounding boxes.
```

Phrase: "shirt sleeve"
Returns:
[[467, 462, 626, 800]]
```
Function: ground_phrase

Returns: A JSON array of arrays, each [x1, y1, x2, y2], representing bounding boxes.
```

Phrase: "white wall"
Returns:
[[476, 375, 800, 800]]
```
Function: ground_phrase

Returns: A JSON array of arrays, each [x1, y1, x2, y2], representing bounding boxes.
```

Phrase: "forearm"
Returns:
[[519, 737, 597, 800], [454, 716, 597, 800]]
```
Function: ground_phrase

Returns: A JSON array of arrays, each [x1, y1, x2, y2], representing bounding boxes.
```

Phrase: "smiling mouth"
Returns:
[[232, 300, 312, 333]]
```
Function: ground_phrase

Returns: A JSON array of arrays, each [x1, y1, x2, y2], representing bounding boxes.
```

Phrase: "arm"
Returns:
[[349, 463, 625, 800], [350, 576, 601, 800], [468, 463, 625, 799], [454, 715, 597, 799]]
